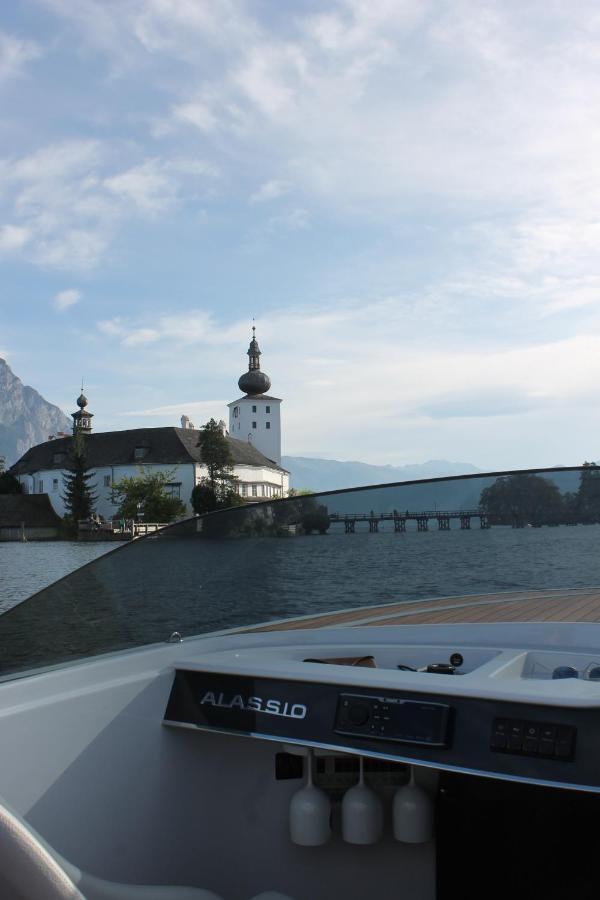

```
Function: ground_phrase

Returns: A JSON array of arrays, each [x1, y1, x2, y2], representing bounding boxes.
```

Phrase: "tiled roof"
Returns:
[[10, 427, 287, 474], [0, 495, 61, 528]]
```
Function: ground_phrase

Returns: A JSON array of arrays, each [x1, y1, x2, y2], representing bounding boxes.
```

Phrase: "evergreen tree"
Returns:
[[0, 456, 22, 494], [575, 462, 600, 523], [62, 432, 97, 526], [192, 419, 243, 514]]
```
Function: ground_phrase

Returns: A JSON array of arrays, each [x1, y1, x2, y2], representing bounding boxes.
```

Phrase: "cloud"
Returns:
[[0, 225, 30, 253], [122, 399, 227, 418], [269, 207, 309, 230], [32, 2, 600, 222], [104, 159, 179, 216], [0, 142, 217, 270], [0, 31, 41, 83], [54, 288, 81, 311], [249, 179, 292, 203], [419, 390, 541, 420]]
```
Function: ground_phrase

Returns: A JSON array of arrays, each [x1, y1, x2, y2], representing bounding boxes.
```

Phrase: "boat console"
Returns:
[[163, 626, 600, 793]]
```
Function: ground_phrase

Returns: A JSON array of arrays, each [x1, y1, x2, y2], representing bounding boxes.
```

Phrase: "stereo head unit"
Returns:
[[335, 693, 451, 747]]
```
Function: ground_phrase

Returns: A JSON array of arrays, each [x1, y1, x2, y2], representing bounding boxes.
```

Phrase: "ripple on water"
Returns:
[[0, 542, 115, 612]]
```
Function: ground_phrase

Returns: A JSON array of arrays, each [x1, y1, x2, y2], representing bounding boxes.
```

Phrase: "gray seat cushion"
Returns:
[[0, 800, 222, 900]]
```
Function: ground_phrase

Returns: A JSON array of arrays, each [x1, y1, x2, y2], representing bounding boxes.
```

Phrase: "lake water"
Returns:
[[0, 542, 114, 612], [1, 523, 600, 678]]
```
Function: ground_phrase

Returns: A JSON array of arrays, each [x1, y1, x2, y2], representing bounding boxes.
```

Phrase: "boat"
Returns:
[[1, 465, 600, 899]]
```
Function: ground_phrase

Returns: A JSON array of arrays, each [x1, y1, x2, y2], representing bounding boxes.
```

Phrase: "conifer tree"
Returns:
[[62, 432, 97, 526], [0, 456, 22, 494], [192, 419, 242, 514]]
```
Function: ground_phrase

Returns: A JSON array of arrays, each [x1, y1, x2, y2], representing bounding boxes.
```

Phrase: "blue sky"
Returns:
[[2, 0, 600, 468]]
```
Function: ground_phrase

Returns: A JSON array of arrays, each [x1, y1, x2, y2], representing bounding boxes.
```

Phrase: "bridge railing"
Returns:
[[328, 509, 484, 519]]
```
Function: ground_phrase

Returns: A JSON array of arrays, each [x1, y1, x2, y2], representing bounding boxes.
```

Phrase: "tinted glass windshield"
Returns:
[[2, 466, 600, 679]]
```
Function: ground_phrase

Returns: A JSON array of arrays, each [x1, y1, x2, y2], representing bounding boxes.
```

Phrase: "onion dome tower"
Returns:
[[71, 386, 94, 435], [228, 326, 282, 465], [238, 327, 272, 396]]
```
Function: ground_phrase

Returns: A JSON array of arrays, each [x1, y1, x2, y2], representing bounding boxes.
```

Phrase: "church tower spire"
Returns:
[[238, 326, 271, 396], [228, 326, 282, 465], [71, 384, 94, 435]]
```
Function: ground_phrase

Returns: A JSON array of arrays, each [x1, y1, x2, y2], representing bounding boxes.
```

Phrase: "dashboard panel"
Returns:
[[163, 668, 597, 791]]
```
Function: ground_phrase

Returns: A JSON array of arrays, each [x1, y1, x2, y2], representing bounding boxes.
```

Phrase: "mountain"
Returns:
[[281, 456, 481, 493], [0, 359, 71, 465]]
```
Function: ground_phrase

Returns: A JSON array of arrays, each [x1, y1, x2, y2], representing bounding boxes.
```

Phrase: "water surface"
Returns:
[[0, 542, 114, 612]]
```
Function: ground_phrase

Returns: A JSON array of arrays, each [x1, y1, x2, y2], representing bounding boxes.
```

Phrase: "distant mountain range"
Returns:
[[0, 359, 71, 465], [281, 456, 480, 493]]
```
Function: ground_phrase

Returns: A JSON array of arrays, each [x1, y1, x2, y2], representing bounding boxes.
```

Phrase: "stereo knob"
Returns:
[[348, 703, 370, 726]]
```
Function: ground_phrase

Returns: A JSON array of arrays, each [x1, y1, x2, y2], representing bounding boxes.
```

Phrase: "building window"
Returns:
[[134, 446, 149, 460], [251, 485, 257, 497], [233, 407, 239, 418], [53, 478, 58, 492], [241, 484, 248, 497], [252, 405, 257, 413], [252, 421, 257, 429], [38, 481, 44, 493], [52, 452, 66, 465], [266, 406, 270, 414], [266, 421, 270, 429], [165, 483, 181, 499], [103, 475, 111, 487]]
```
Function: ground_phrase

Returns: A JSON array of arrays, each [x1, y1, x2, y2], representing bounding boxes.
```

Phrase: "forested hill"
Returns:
[[282, 456, 480, 493], [0, 359, 71, 465]]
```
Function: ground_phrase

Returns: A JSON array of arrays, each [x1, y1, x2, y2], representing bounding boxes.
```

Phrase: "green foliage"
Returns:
[[62, 433, 97, 526], [479, 473, 565, 525], [112, 467, 186, 522], [191, 483, 219, 515], [0, 455, 22, 495], [572, 462, 600, 523], [192, 418, 242, 514], [197, 419, 236, 492], [191, 483, 244, 515], [300, 501, 330, 534], [0, 472, 23, 494]]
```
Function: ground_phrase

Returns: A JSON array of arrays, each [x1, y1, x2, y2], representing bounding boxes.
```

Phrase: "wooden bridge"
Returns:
[[328, 510, 490, 533]]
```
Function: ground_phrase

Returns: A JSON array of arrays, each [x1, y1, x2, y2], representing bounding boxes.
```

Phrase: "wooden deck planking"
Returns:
[[244, 588, 600, 632]]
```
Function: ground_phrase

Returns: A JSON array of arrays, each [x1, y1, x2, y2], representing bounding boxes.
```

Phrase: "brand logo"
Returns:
[[200, 691, 307, 719]]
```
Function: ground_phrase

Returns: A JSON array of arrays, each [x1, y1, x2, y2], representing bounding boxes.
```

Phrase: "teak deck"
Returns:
[[245, 589, 600, 632]]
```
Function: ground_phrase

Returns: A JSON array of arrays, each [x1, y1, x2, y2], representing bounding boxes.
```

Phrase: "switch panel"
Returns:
[[490, 718, 576, 761]]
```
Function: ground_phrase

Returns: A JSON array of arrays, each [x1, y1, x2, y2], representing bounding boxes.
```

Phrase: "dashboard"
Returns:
[[163, 637, 600, 792]]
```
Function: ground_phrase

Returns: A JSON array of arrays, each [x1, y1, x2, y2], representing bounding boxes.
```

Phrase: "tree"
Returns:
[[479, 473, 564, 526], [111, 467, 186, 522], [62, 433, 97, 527], [573, 462, 600, 523], [300, 501, 331, 534], [0, 456, 22, 495], [192, 419, 243, 514]]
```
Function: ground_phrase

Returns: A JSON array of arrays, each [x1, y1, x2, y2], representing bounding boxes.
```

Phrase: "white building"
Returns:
[[228, 327, 282, 465], [11, 333, 289, 519]]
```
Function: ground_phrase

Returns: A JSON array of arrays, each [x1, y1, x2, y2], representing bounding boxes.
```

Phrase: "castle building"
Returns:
[[11, 332, 289, 518]]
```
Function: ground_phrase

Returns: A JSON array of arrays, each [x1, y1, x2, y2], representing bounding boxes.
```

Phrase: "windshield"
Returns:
[[1, 465, 600, 679]]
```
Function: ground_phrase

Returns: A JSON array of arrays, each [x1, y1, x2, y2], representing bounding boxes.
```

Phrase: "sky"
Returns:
[[2, 0, 600, 469]]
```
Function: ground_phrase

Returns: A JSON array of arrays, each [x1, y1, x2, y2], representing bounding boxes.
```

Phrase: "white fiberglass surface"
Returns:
[[0, 644, 435, 900]]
